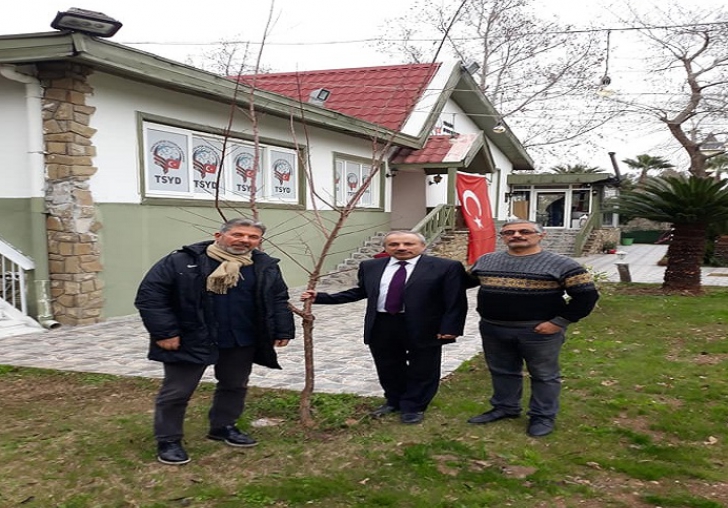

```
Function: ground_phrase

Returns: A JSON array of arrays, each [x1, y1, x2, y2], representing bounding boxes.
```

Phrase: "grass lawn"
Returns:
[[1, 284, 727, 508]]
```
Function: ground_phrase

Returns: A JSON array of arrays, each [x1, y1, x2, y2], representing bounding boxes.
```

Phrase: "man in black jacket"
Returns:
[[301, 231, 467, 425], [135, 218, 295, 465]]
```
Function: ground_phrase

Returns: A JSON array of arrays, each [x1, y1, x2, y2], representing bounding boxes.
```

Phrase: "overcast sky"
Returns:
[[1, 0, 613, 71], [2, 1, 724, 169]]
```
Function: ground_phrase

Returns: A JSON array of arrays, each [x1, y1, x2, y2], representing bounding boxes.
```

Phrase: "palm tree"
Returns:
[[621, 155, 674, 187], [549, 163, 606, 174], [614, 176, 728, 293]]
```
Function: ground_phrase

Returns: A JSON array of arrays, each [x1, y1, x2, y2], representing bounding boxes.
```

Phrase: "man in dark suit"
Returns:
[[301, 231, 468, 424]]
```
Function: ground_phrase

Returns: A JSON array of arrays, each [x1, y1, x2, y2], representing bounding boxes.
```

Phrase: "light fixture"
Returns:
[[428, 174, 443, 185], [50, 8, 123, 38], [308, 88, 331, 106], [596, 30, 615, 97], [463, 61, 480, 74], [492, 121, 506, 134]]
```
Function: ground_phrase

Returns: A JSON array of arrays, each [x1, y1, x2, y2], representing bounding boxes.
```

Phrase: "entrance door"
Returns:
[[535, 192, 566, 228]]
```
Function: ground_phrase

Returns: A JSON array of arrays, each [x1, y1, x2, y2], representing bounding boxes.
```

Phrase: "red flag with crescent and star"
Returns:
[[456, 173, 496, 264]]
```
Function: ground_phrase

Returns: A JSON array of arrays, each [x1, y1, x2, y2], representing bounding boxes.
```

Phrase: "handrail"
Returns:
[[0, 237, 35, 315], [412, 204, 456, 246], [0, 237, 35, 270], [572, 211, 599, 256]]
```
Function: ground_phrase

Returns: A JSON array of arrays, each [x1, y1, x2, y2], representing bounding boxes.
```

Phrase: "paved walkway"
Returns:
[[573, 243, 728, 286], [2, 244, 726, 397]]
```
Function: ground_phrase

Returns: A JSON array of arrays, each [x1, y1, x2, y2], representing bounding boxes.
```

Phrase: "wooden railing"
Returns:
[[572, 211, 599, 257], [412, 204, 456, 246], [0, 237, 35, 315]]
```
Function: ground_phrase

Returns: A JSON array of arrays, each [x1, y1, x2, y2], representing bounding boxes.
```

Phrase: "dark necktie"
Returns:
[[384, 261, 408, 314]]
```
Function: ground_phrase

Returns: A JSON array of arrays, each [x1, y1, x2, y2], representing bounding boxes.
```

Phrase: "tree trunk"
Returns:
[[663, 222, 706, 293], [298, 309, 316, 428]]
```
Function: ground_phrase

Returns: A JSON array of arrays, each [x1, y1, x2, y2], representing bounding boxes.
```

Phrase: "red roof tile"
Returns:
[[391, 135, 453, 165], [236, 63, 441, 131], [391, 133, 483, 166]]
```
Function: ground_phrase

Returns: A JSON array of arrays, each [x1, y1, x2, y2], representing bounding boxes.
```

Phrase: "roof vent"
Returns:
[[308, 88, 331, 106]]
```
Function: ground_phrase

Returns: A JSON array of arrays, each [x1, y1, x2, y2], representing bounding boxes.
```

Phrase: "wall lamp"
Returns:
[[428, 174, 443, 185], [51, 8, 123, 38], [492, 121, 506, 134]]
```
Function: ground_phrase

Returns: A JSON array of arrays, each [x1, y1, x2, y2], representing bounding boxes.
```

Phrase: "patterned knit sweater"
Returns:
[[469, 250, 599, 328]]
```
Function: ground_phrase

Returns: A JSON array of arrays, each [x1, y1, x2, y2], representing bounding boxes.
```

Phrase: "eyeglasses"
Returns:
[[499, 229, 540, 237]]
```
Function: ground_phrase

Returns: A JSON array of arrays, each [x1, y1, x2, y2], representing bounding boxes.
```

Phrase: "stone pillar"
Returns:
[[38, 63, 104, 326]]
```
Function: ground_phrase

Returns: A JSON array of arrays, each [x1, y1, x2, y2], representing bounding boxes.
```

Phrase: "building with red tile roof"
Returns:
[[238, 63, 440, 131], [237, 60, 534, 228]]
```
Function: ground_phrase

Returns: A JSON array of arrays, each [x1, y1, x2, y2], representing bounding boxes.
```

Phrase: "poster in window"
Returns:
[[192, 137, 222, 196], [231, 144, 261, 198], [270, 150, 296, 200], [345, 161, 364, 203], [146, 129, 189, 193], [359, 164, 372, 206]]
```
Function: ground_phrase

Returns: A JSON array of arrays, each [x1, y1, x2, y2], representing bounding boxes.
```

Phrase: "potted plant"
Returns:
[[602, 240, 617, 254]]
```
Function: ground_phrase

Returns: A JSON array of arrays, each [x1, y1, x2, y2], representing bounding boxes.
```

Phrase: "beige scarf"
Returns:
[[205, 243, 254, 294]]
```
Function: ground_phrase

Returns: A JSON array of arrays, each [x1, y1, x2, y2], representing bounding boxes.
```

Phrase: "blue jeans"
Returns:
[[479, 321, 565, 419]]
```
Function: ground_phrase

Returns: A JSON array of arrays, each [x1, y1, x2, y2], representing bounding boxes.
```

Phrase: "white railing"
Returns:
[[0, 238, 35, 316]]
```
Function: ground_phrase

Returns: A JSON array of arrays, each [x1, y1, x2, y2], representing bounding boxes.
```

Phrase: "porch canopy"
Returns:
[[390, 132, 495, 176]]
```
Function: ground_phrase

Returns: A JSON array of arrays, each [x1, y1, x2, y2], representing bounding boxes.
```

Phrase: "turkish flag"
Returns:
[[456, 173, 496, 264]]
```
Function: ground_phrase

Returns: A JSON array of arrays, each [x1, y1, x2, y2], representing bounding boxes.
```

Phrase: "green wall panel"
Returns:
[[96, 204, 388, 318], [0, 198, 35, 256]]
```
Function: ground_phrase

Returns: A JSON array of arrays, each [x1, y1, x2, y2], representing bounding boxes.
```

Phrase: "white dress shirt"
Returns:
[[376, 255, 421, 312]]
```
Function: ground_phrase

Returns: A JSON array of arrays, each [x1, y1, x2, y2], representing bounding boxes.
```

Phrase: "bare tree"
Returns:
[[212, 10, 409, 425], [376, 0, 613, 153], [189, 40, 272, 77], [603, 2, 728, 177]]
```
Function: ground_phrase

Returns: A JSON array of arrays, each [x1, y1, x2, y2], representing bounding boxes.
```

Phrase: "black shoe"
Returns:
[[400, 412, 425, 424], [527, 417, 555, 437], [369, 404, 398, 417], [207, 425, 258, 448], [157, 440, 190, 465], [467, 408, 520, 424]]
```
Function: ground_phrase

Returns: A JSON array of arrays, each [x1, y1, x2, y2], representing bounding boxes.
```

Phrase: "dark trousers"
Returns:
[[369, 313, 443, 413], [154, 346, 255, 442], [479, 321, 565, 419]]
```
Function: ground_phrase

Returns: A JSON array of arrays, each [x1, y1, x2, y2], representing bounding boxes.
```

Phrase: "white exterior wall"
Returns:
[[0, 79, 36, 198], [433, 99, 480, 136], [424, 97, 514, 219], [87, 73, 388, 210], [400, 60, 460, 137]]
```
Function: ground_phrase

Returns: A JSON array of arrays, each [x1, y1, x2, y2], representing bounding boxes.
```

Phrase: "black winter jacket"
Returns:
[[134, 241, 295, 369]]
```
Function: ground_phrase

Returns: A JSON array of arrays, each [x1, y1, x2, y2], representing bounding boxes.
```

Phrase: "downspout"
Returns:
[[0, 64, 59, 329]]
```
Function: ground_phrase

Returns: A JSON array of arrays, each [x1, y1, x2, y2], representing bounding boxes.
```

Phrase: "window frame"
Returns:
[[140, 118, 302, 207], [333, 153, 383, 209]]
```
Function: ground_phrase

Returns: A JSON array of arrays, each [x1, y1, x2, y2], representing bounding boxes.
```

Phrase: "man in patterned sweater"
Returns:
[[466, 219, 599, 437]]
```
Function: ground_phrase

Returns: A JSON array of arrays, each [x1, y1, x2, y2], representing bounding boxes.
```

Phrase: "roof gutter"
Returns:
[[66, 34, 421, 149]]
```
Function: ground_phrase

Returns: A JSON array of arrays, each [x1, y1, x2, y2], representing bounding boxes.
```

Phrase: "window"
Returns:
[[335, 156, 380, 208], [143, 122, 298, 204]]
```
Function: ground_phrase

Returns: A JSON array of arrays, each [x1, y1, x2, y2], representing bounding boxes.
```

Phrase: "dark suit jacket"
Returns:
[[315, 255, 468, 348]]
